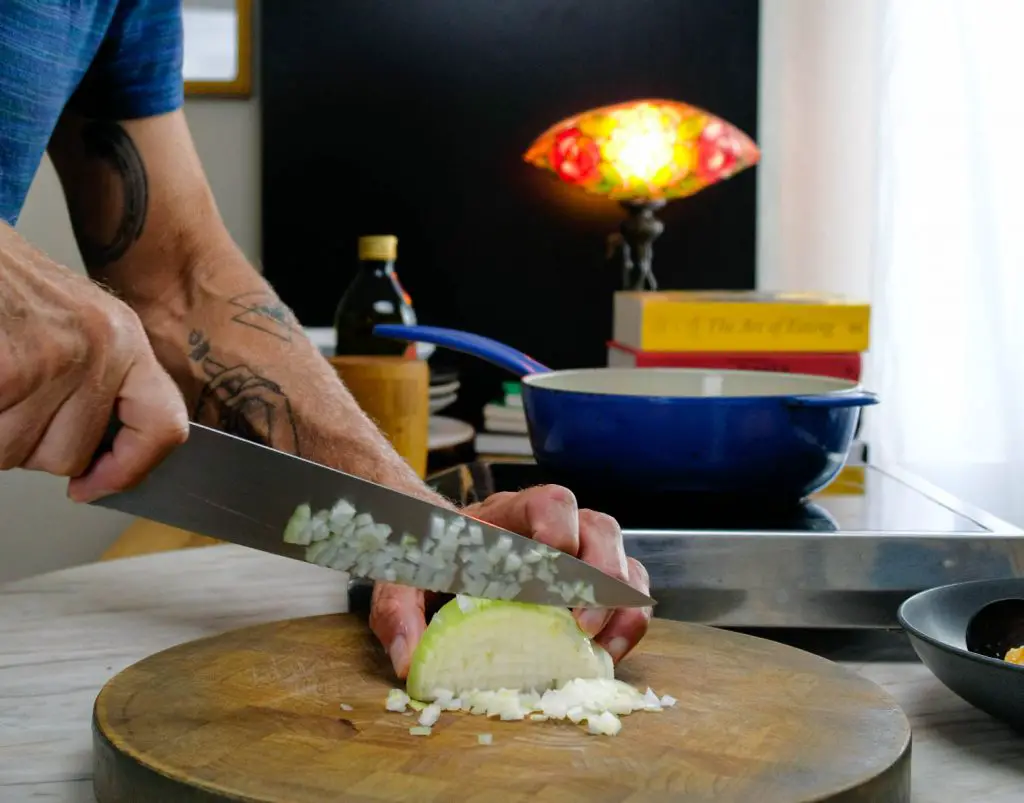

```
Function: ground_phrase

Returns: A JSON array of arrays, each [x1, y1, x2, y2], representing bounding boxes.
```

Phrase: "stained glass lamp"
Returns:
[[524, 99, 759, 290]]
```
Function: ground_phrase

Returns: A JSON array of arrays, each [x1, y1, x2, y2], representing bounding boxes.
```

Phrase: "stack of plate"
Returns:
[[429, 368, 460, 413]]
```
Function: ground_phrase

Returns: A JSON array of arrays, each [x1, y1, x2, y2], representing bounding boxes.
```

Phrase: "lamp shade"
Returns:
[[524, 98, 759, 203]]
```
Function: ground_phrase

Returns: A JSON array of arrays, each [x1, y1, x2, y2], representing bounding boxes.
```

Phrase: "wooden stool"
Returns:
[[101, 519, 220, 562]]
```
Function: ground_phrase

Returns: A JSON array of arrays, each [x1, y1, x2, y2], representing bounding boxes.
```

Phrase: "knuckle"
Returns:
[[627, 556, 651, 590], [49, 452, 91, 478], [579, 509, 622, 535], [161, 411, 190, 446], [478, 491, 516, 508], [0, 341, 40, 403], [627, 555, 649, 579], [1, 429, 38, 470], [82, 297, 142, 359], [535, 484, 577, 510]]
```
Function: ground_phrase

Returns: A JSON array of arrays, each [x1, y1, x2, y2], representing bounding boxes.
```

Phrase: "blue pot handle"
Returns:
[[787, 390, 880, 408], [373, 324, 551, 377]]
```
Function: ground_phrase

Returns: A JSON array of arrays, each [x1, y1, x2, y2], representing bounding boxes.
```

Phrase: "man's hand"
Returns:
[[0, 223, 189, 502], [369, 484, 652, 679]]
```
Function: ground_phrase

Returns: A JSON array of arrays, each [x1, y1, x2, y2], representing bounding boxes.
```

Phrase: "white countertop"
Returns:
[[1, 545, 1022, 802]]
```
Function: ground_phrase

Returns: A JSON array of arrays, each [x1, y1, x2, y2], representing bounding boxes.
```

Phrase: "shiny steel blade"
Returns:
[[92, 424, 653, 609]]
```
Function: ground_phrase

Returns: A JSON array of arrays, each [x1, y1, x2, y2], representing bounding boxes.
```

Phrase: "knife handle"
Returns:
[[347, 578, 374, 618], [83, 416, 124, 476], [347, 578, 452, 623], [98, 416, 123, 455]]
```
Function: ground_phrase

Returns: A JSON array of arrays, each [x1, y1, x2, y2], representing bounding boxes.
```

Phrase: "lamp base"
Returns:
[[618, 200, 666, 291]]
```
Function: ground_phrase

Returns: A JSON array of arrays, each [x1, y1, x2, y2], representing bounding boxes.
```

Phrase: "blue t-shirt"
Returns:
[[0, 0, 184, 225]]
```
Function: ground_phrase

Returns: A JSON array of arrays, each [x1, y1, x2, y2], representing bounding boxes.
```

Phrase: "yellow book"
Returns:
[[613, 291, 871, 353]]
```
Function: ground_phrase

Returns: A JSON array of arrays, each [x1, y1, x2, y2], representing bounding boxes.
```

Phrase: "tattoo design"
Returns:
[[72, 120, 149, 270], [227, 291, 301, 342], [188, 330, 301, 455]]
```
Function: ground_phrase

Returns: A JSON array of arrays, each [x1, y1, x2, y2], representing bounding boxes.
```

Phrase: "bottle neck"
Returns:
[[358, 258, 396, 277]]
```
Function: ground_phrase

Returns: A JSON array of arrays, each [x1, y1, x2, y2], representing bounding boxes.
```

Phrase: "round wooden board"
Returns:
[[93, 616, 911, 803]]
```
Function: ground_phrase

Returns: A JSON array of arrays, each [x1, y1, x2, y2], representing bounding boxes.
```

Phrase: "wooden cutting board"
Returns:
[[93, 615, 911, 803]]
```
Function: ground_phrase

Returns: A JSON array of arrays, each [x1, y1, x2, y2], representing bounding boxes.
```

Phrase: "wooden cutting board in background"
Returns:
[[93, 616, 911, 803]]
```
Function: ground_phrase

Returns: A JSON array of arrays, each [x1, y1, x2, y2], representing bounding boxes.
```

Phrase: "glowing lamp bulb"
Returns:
[[523, 98, 759, 203], [605, 119, 676, 183]]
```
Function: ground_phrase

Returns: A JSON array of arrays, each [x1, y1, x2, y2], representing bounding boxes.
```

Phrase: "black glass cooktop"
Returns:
[[428, 460, 991, 535]]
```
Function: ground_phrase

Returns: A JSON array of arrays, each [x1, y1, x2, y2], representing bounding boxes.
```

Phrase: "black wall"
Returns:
[[261, 1, 760, 425]]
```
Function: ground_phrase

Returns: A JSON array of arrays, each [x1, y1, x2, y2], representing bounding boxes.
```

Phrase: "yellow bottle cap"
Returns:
[[358, 235, 398, 261]]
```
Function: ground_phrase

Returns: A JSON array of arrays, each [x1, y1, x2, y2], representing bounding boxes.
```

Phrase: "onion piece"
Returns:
[[586, 711, 622, 736], [477, 733, 493, 745], [385, 689, 410, 712], [418, 703, 442, 727], [282, 504, 312, 545], [409, 726, 432, 736]]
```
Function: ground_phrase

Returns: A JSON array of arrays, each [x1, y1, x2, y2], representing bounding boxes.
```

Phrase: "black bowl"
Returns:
[[898, 578, 1024, 730]]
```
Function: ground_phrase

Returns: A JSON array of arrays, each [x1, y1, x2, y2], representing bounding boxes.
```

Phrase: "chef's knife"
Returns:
[[90, 423, 653, 609]]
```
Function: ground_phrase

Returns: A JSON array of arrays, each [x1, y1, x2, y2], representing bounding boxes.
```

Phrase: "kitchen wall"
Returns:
[[0, 0, 877, 583]]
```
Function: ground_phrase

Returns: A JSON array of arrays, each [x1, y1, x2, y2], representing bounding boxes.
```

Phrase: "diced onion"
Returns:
[[643, 688, 662, 711], [586, 710, 622, 736], [387, 597, 675, 737], [282, 504, 312, 545], [409, 726, 432, 736], [385, 676, 672, 738], [477, 733, 493, 745], [418, 703, 442, 727], [385, 689, 410, 712], [283, 498, 605, 608]]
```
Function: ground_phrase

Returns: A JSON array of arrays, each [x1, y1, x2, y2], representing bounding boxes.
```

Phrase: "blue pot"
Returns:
[[374, 325, 879, 500]]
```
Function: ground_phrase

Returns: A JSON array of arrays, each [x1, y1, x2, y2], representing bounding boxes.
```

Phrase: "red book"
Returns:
[[607, 341, 862, 381]]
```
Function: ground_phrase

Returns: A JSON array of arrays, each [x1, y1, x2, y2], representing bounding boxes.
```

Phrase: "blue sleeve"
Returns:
[[69, 0, 184, 120]]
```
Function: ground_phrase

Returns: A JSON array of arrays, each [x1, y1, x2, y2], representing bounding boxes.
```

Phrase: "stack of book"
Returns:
[[474, 382, 533, 457], [609, 291, 871, 380], [610, 290, 872, 462]]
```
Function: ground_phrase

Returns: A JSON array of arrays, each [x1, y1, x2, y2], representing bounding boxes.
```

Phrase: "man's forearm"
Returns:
[[137, 242, 447, 505]]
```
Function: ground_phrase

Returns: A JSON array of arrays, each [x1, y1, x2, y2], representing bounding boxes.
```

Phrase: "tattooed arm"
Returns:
[[46, 109, 442, 503], [46, 108, 654, 677]]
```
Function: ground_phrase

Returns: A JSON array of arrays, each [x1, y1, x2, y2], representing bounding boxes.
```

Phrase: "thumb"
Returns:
[[369, 582, 427, 679]]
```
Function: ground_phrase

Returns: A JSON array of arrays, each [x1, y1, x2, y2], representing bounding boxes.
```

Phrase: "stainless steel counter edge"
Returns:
[[620, 463, 1024, 629]]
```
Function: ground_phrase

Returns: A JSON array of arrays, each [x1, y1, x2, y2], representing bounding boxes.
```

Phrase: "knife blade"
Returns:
[[90, 423, 653, 609]]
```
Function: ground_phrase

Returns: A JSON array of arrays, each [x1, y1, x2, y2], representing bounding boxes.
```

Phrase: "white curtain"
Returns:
[[866, 0, 1024, 465], [756, 0, 1024, 467]]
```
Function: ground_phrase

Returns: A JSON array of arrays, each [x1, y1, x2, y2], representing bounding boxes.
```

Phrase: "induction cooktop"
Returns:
[[427, 459, 1024, 629]]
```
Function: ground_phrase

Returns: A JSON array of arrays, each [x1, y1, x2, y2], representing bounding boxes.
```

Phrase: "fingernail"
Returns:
[[389, 635, 409, 673], [68, 487, 108, 504], [606, 637, 630, 662], [578, 608, 608, 637]]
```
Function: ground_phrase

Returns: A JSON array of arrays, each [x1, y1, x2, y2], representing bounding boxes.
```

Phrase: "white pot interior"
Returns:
[[524, 368, 859, 398]]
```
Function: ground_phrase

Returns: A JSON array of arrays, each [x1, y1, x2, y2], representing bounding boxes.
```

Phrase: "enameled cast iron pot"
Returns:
[[374, 325, 879, 501]]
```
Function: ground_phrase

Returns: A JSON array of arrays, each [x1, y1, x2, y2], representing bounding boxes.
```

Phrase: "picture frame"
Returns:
[[183, 0, 253, 97]]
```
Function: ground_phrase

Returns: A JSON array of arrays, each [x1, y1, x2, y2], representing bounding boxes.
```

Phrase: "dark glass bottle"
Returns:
[[334, 235, 417, 356]]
